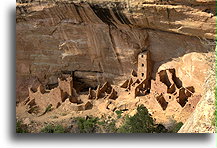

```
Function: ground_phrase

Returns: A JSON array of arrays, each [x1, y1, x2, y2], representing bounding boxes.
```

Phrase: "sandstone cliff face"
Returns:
[[179, 90, 215, 133], [16, 1, 148, 101], [16, 0, 216, 132], [16, 0, 215, 99]]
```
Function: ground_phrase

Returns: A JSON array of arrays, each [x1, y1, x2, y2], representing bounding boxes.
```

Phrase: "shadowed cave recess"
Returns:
[[16, 0, 216, 133]]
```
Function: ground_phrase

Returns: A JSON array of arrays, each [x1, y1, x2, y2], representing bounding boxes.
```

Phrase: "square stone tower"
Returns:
[[137, 51, 152, 80], [58, 76, 73, 96]]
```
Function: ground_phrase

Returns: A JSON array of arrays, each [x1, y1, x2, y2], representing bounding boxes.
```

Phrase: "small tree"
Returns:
[[75, 116, 99, 133], [118, 105, 168, 133]]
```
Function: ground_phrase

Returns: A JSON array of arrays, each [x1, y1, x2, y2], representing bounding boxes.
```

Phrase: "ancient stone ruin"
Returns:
[[137, 51, 152, 80], [88, 81, 117, 100], [22, 49, 201, 124], [117, 50, 201, 123], [24, 73, 120, 114], [25, 74, 81, 114]]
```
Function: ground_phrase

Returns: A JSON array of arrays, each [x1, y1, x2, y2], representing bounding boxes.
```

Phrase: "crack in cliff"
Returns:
[[74, 3, 84, 23], [112, 7, 132, 25], [108, 26, 123, 72], [49, 27, 58, 36], [108, 28, 116, 53]]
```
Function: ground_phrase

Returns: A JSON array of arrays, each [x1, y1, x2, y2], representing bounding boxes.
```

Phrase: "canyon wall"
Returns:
[[16, 0, 215, 101]]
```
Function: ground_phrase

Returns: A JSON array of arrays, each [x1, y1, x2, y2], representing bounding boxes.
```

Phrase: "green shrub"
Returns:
[[98, 119, 118, 133], [154, 124, 169, 133], [16, 120, 28, 133], [169, 122, 183, 133], [75, 116, 99, 133], [115, 110, 123, 119], [118, 105, 168, 133], [106, 120, 117, 133], [41, 124, 65, 133]]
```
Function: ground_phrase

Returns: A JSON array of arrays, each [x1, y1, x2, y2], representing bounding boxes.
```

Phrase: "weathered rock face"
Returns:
[[16, 1, 148, 101], [16, 0, 215, 102], [178, 90, 215, 133], [128, 0, 216, 40]]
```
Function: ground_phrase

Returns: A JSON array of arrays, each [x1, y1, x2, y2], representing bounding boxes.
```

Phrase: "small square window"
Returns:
[[141, 73, 144, 77], [141, 55, 143, 58], [142, 64, 144, 67]]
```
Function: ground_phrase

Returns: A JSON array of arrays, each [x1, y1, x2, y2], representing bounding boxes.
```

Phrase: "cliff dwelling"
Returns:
[[137, 51, 152, 80], [16, 0, 216, 133]]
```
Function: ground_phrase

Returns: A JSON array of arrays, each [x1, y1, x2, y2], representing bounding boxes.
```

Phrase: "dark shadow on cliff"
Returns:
[[90, 2, 131, 27]]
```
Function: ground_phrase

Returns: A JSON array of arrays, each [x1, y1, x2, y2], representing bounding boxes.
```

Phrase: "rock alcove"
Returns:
[[16, 0, 216, 133]]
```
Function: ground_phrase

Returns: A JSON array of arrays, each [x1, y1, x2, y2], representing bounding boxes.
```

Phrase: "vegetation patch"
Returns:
[[97, 118, 118, 133], [118, 105, 182, 133], [170, 122, 183, 133], [16, 120, 28, 133], [115, 110, 123, 119], [19, 106, 183, 133], [118, 105, 168, 133], [75, 116, 99, 133], [41, 124, 65, 133]]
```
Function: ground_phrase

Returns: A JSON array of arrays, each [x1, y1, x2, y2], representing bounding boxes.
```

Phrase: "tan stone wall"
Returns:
[[58, 77, 73, 96], [137, 51, 152, 80]]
